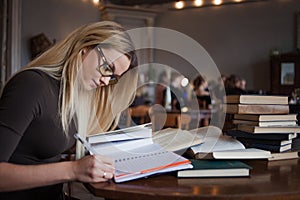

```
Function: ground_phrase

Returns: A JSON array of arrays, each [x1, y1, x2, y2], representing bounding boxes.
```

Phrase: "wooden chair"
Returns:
[[177, 114, 192, 130], [150, 110, 191, 131], [127, 105, 151, 126]]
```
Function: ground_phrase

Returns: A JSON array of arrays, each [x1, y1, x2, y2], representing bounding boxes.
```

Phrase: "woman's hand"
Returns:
[[72, 154, 115, 183]]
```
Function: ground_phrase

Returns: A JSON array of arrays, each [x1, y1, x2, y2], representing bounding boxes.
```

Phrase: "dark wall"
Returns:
[[21, 0, 100, 66], [154, 0, 300, 91], [21, 0, 300, 92]]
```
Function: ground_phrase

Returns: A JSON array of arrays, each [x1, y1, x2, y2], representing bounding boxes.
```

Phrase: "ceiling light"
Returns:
[[175, 1, 185, 9], [92, 0, 99, 6], [213, 0, 222, 5], [194, 0, 203, 7], [181, 78, 189, 87]]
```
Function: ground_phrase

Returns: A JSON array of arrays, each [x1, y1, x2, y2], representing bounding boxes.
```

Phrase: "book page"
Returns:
[[191, 134, 245, 153], [153, 128, 202, 152], [92, 137, 153, 155], [88, 124, 152, 144], [213, 148, 271, 159]]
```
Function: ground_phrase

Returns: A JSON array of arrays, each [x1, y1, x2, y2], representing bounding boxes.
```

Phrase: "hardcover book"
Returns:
[[177, 159, 252, 178], [268, 151, 299, 161], [237, 124, 300, 134], [238, 140, 292, 153], [236, 137, 292, 146], [232, 119, 297, 127], [225, 130, 298, 141], [225, 104, 289, 114], [226, 95, 288, 105], [292, 137, 300, 151], [234, 114, 298, 122]]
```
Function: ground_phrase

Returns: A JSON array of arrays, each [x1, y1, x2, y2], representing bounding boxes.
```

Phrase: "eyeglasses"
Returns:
[[95, 46, 119, 85]]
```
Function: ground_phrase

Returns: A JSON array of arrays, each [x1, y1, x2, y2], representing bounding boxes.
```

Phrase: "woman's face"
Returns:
[[81, 47, 131, 90]]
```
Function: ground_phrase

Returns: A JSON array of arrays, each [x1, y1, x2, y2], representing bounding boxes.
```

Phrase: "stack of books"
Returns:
[[224, 95, 300, 158]]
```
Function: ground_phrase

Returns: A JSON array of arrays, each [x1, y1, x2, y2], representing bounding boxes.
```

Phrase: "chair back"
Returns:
[[127, 105, 150, 126]]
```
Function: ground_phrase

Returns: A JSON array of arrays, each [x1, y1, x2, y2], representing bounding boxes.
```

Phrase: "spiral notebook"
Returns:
[[90, 124, 192, 183], [110, 143, 192, 183]]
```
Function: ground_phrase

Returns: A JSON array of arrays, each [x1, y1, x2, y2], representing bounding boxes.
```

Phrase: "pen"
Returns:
[[74, 133, 98, 155]]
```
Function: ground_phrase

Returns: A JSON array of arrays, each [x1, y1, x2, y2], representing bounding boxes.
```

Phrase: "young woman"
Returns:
[[0, 21, 138, 199]]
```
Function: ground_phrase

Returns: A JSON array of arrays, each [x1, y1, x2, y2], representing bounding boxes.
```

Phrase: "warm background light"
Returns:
[[92, 0, 99, 6], [175, 1, 185, 9], [194, 0, 203, 7], [213, 0, 223, 6], [181, 78, 189, 87]]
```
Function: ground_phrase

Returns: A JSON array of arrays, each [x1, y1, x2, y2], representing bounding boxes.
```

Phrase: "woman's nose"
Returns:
[[99, 76, 111, 86]]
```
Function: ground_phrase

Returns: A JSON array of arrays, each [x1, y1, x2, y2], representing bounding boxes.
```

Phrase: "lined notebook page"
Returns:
[[107, 143, 192, 183]]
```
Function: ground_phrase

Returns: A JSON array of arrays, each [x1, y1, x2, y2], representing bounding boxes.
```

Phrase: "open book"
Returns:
[[152, 128, 203, 153], [186, 126, 271, 159], [87, 124, 192, 183], [88, 123, 152, 144]]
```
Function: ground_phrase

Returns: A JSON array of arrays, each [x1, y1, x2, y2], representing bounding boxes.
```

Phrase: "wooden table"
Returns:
[[86, 159, 300, 200]]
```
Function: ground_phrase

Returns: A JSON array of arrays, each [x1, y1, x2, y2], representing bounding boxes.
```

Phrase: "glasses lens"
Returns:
[[99, 64, 113, 76], [108, 75, 118, 85]]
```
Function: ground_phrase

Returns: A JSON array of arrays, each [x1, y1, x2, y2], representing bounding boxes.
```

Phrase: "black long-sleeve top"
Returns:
[[0, 69, 76, 200]]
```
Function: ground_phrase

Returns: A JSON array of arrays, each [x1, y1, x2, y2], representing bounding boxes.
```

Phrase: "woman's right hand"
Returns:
[[72, 154, 115, 183]]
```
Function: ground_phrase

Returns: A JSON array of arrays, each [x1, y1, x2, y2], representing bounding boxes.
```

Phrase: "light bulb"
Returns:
[[181, 78, 189, 87], [213, 0, 222, 5], [175, 1, 185, 9], [194, 0, 203, 7], [92, 0, 99, 6]]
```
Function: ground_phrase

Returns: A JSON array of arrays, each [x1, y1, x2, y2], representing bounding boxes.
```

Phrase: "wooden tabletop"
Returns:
[[86, 159, 300, 200]]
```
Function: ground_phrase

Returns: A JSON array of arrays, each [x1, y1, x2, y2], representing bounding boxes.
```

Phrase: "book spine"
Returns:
[[241, 142, 291, 153], [236, 137, 291, 146], [225, 130, 294, 140], [226, 104, 289, 114]]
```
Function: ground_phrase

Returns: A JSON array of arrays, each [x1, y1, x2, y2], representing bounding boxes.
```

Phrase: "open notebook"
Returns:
[[88, 124, 192, 183], [103, 143, 191, 183]]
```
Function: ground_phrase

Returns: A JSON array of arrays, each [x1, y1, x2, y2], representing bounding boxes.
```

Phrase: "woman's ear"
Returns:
[[82, 48, 88, 56], [81, 48, 89, 60]]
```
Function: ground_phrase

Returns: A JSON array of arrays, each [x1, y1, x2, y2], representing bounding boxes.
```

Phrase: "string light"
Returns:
[[175, 1, 185, 9], [92, 0, 99, 6], [169, 0, 269, 10], [213, 0, 223, 6], [194, 0, 203, 7]]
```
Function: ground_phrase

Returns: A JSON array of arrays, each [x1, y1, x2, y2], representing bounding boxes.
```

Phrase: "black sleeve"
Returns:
[[0, 70, 45, 161]]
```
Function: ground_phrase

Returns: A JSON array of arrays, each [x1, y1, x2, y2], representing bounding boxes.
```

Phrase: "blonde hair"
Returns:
[[22, 21, 138, 135]]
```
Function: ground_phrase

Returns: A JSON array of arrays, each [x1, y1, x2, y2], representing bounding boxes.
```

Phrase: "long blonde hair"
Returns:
[[23, 21, 138, 135]]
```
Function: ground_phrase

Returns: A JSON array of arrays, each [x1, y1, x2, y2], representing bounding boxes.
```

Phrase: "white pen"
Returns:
[[74, 133, 98, 155]]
